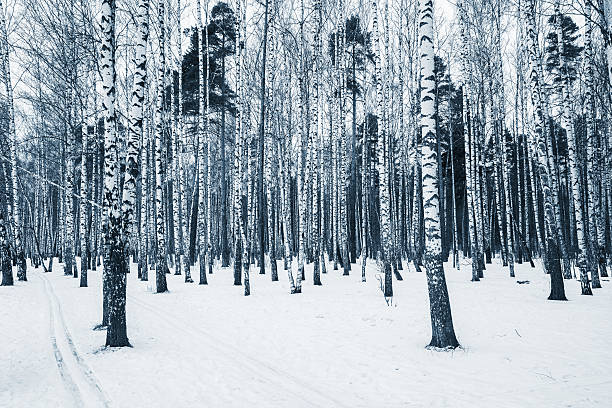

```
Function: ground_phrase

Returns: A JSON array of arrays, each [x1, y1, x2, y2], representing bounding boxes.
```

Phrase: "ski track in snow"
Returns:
[[38, 271, 111, 408], [128, 292, 349, 408]]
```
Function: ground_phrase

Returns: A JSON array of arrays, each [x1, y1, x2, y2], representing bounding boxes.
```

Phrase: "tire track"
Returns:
[[38, 272, 111, 408], [129, 293, 350, 408]]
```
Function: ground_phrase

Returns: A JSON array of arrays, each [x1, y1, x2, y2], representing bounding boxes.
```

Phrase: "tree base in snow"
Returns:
[[546, 239, 567, 301]]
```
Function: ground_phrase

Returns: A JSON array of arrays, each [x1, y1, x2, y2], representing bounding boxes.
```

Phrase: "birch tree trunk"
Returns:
[[154, 0, 169, 292], [139, 104, 149, 281], [176, 0, 191, 282], [523, 0, 566, 301], [311, 0, 322, 286], [123, 0, 149, 281], [0, 211, 11, 286], [101, 0, 129, 346], [79, 73, 92, 287], [493, 0, 514, 278], [554, 2, 591, 294], [457, 0, 480, 281], [419, 0, 460, 349], [0, 0, 26, 282], [196, 0, 208, 285], [257, 0, 270, 277], [233, 0, 242, 286], [584, 2, 604, 288], [240, 0, 250, 295], [373, 0, 392, 297], [294, 0, 306, 294], [64, 114, 76, 278], [205, 0, 213, 277]]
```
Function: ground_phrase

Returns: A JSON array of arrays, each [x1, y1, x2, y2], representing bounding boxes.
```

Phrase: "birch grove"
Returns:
[[1, 0, 611, 353]]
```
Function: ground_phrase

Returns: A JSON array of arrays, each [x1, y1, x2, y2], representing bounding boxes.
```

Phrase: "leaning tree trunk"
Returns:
[[419, 0, 460, 349]]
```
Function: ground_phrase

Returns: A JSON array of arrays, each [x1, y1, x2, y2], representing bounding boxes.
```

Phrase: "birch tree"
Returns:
[[1, 0, 27, 282], [101, 0, 129, 346], [553, 1, 591, 295], [123, 0, 150, 279], [523, 0, 566, 301], [373, 0, 392, 298], [154, 0, 169, 292], [419, 0, 459, 349]]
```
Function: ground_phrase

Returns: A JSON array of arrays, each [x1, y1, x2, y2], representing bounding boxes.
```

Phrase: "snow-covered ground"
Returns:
[[1, 258, 611, 407]]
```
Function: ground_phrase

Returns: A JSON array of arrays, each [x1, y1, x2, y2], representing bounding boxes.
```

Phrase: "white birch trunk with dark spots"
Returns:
[[100, 0, 129, 346], [523, 0, 566, 301], [154, 0, 169, 292], [419, 0, 460, 349], [0, 0, 26, 282], [196, 0, 208, 285], [372, 0, 392, 298]]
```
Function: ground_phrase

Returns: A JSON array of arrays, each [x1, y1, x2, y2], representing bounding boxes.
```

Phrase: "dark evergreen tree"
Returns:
[[328, 15, 372, 264]]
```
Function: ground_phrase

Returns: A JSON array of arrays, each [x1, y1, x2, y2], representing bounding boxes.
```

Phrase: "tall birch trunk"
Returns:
[[457, 0, 480, 281], [373, 0, 392, 297], [154, 0, 169, 292], [196, 0, 208, 285], [101, 0, 130, 346], [584, 2, 604, 287], [0, 0, 26, 282], [419, 0, 460, 349], [523, 0, 566, 301], [554, 2, 591, 293]]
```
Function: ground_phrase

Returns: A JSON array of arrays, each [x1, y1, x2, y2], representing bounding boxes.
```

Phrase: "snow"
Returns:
[[1, 258, 611, 407]]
